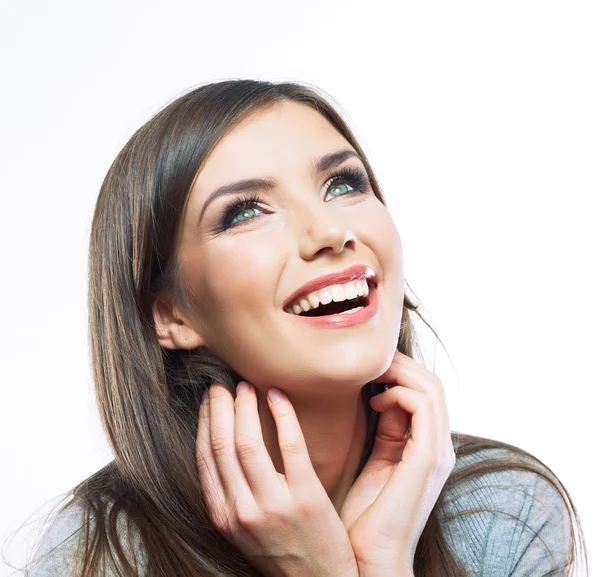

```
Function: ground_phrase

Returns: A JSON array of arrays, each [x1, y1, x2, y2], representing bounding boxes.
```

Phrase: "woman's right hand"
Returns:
[[196, 381, 359, 577]]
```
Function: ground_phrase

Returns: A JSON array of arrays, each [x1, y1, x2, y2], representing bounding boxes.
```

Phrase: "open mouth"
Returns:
[[295, 294, 369, 317], [285, 278, 377, 318]]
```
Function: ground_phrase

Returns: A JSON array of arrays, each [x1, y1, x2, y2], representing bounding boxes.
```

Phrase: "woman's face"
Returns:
[[173, 100, 404, 396]]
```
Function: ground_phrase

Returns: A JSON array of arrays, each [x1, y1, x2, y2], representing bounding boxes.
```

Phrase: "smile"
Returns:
[[285, 284, 379, 328], [285, 278, 371, 316]]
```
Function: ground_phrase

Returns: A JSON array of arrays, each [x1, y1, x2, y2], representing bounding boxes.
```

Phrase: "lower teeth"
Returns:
[[339, 306, 365, 315]]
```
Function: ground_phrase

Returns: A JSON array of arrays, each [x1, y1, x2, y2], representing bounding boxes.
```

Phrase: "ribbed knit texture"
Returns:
[[439, 446, 572, 575]]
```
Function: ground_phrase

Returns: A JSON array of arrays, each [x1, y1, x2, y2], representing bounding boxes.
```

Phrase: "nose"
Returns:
[[297, 204, 358, 260]]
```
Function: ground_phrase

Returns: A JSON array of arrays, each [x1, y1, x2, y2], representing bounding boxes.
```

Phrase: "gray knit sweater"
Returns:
[[25, 444, 574, 576]]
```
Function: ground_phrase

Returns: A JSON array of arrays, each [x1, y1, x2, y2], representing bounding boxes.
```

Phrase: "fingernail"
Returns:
[[236, 381, 250, 395], [268, 387, 283, 404], [201, 389, 209, 404]]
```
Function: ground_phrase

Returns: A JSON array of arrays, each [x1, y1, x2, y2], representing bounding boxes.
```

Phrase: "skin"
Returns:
[[152, 99, 404, 511]]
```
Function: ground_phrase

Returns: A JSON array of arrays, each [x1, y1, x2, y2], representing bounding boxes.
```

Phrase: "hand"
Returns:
[[196, 382, 360, 577], [339, 351, 456, 574]]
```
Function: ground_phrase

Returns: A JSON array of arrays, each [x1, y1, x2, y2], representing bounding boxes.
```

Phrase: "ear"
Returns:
[[151, 294, 205, 350]]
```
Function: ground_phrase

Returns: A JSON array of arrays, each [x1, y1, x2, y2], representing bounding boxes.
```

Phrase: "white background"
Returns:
[[1, 1, 598, 575]]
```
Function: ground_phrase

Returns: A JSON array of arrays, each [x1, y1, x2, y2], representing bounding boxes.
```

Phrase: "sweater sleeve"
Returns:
[[440, 449, 573, 576]]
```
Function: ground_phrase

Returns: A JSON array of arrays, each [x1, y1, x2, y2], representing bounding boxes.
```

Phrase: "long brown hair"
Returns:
[[24, 79, 587, 576]]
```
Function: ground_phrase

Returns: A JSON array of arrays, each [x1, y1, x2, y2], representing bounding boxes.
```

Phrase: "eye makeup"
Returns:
[[213, 165, 371, 233]]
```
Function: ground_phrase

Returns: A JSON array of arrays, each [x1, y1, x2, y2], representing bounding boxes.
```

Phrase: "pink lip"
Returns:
[[287, 284, 379, 328], [283, 264, 378, 310]]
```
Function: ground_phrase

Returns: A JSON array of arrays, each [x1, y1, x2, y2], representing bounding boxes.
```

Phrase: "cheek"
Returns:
[[186, 236, 282, 319], [385, 218, 403, 276], [364, 203, 403, 276]]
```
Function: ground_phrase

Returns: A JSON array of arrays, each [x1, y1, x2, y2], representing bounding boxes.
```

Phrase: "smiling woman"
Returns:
[[22, 79, 587, 577]]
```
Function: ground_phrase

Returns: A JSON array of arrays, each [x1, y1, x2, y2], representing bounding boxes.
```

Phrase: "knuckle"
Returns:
[[263, 502, 293, 524], [236, 506, 262, 530], [294, 497, 319, 519], [196, 451, 211, 476], [211, 437, 230, 457], [235, 438, 259, 459], [273, 403, 294, 419], [279, 439, 304, 457], [376, 427, 401, 444]]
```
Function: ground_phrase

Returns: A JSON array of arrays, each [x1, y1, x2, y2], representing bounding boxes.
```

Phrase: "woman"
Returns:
[[26, 79, 587, 576]]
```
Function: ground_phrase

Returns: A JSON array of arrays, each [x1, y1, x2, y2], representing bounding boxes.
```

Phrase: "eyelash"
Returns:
[[216, 166, 371, 232]]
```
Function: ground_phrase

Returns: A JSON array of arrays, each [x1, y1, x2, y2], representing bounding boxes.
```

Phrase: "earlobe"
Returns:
[[151, 296, 204, 350]]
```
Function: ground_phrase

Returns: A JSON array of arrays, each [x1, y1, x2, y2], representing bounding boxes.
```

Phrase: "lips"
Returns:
[[287, 283, 379, 328], [283, 264, 378, 310]]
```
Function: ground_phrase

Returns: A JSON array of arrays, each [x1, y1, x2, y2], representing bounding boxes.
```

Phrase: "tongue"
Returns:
[[299, 297, 365, 317]]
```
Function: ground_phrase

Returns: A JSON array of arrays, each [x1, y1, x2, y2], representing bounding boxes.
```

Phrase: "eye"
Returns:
[[227, 201, 263, 227], [323, 165, 370, 201], [216, 192, 265, 232], [215, 165, 371, 232]]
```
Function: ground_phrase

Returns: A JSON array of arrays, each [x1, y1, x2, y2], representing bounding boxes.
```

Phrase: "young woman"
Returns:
[[25, 79, 587, 576]]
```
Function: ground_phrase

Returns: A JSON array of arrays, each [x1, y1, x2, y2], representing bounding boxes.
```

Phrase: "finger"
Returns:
[[368, 404, 411, 464], [371, 388, 455, 520], [370, 352, 445, 399], [234, 382, 281, 502], [196, 388, 226, 518], [209, 383, 254, 503], [266, 388, 319, 496], [372, 385, 453, 465], [370, 387, 435, 453], [371, 354, 450, 445]]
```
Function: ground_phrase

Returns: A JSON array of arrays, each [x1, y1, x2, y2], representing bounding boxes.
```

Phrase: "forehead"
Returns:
[[194, 100, 350, 190]]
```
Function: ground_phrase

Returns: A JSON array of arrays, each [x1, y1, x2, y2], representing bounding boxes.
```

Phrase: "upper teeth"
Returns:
[[285, 279, 370, 315]]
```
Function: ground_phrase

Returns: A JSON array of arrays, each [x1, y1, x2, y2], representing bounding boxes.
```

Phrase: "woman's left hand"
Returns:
[[339, 351, 456, 576]]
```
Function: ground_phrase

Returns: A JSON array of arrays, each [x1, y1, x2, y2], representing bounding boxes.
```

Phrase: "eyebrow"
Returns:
[[196, 148, 363, 227]]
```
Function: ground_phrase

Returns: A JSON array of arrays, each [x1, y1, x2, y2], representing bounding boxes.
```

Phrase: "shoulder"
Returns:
[[439, 437, 574, 576], [26, 499, 87, 577], [27, 496, 145, 577]]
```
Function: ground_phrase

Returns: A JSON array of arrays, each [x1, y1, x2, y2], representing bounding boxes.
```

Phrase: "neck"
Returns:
[[257, 387, 368, 512]]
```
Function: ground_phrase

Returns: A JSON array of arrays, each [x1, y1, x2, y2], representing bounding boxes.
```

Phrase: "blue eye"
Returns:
[[325, 178, 354, 199], [229, 202, 264, 227], [218, 192, 264, 231], [216, 165, 370, 232]]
